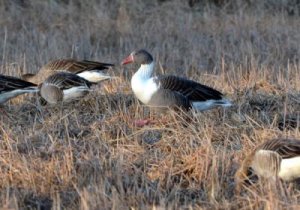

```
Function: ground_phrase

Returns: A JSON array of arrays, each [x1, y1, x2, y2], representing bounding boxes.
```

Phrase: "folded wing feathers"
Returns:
[[41, 59, 74, 72], [0, 75, 37, 93], [81, 60, 114, 69], [157, 75, 223, 101], [258, 138, 300, 159], [42, 59, 114, 74], [44, 72, 92, 90]]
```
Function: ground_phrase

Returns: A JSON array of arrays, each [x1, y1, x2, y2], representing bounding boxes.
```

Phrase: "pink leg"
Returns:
[[132, 117, 172, 127], [133, 119, 154, 127]]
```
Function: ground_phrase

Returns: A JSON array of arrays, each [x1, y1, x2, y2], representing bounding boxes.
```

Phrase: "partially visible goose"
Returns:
[[121, 49, 232, 112], [22, 59, 114, 84], [39, 72, 94, 105], [235, 138, 300, 193], [0, 75, 38, 104]]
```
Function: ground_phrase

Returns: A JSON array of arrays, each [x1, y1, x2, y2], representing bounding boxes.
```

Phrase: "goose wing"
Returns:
[[155, 75, 223, 101], [41, 59, 114, 74], [258, 138, 300, 159], [0, 75, 37, 93], [43, 72, 92, 90]]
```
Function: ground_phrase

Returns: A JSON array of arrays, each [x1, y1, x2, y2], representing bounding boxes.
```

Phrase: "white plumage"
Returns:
[[131, 62, 160, 104], [77, 71, 112, 83], [62, 86, 91, 103], [279, 156, 300, 181]]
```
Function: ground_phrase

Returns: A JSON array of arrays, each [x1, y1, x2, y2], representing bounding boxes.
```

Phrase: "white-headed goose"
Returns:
[[0, 75, 38, 104], [22, 59, 114, 84], [121, 49, 232, 112], [39, 72, 94, 105], [235, 138, 300, 193]]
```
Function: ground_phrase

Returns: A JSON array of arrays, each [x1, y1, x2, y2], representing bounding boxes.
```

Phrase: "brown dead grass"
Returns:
[[0, 0, 300, 209]]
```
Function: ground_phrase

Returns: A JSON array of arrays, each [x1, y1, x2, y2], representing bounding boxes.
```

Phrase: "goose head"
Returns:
[[121, 49, 153, 66]]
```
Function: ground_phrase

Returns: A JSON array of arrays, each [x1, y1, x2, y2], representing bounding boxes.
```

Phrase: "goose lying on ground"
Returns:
[[22, 59, 114, 84], [39, 72, 95, 105]]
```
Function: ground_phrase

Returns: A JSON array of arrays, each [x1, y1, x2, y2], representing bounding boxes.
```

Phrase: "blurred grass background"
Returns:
[[0, 0, 300, 209]]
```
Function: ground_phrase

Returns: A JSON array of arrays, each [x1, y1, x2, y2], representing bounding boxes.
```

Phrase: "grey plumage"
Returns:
[[235, 138, 300, 193], [0, 75, 38, 104], [122, 49, 232, 111], [147, 88, 191, 110], [149, 75, 225, 110], [40, 72, 93, 105], [258, 138, 300, 158], [130, 49, 153, 64], [22, 59, 114, 84]]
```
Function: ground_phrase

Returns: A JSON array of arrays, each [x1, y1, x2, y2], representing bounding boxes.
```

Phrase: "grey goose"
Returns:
[[22, 59, 114, 84], [39, 72, 95, 105], [235, 138, 300, 193], [121, 49, 232, 112]]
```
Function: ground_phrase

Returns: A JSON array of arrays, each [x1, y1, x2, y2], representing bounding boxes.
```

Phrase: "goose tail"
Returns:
[[192, 98, 232, 111]]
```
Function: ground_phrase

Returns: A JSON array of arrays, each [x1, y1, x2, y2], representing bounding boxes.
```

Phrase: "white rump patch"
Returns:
[[279, 156, 300, 181], [192, 98, 232, 111], [77, 71, 111, 83], [63, 86, 90, 102]]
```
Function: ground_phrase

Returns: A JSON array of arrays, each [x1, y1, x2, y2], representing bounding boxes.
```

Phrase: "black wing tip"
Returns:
[[1, 74, 38, 87], [21, 79, 38, 87], [82, 61, 114, 71], [82, 60, 114, 66]]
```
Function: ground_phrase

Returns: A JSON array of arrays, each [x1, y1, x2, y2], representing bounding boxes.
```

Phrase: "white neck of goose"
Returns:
[[133, 62, 155, 81], [131, 61, 157, 104]]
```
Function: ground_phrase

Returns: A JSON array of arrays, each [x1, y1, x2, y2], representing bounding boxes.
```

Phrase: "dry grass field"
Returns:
[[1, 0, 300, 209]]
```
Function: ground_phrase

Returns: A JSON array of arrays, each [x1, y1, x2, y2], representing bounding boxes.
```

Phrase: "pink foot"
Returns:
[[133, 119, 153, 127]]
